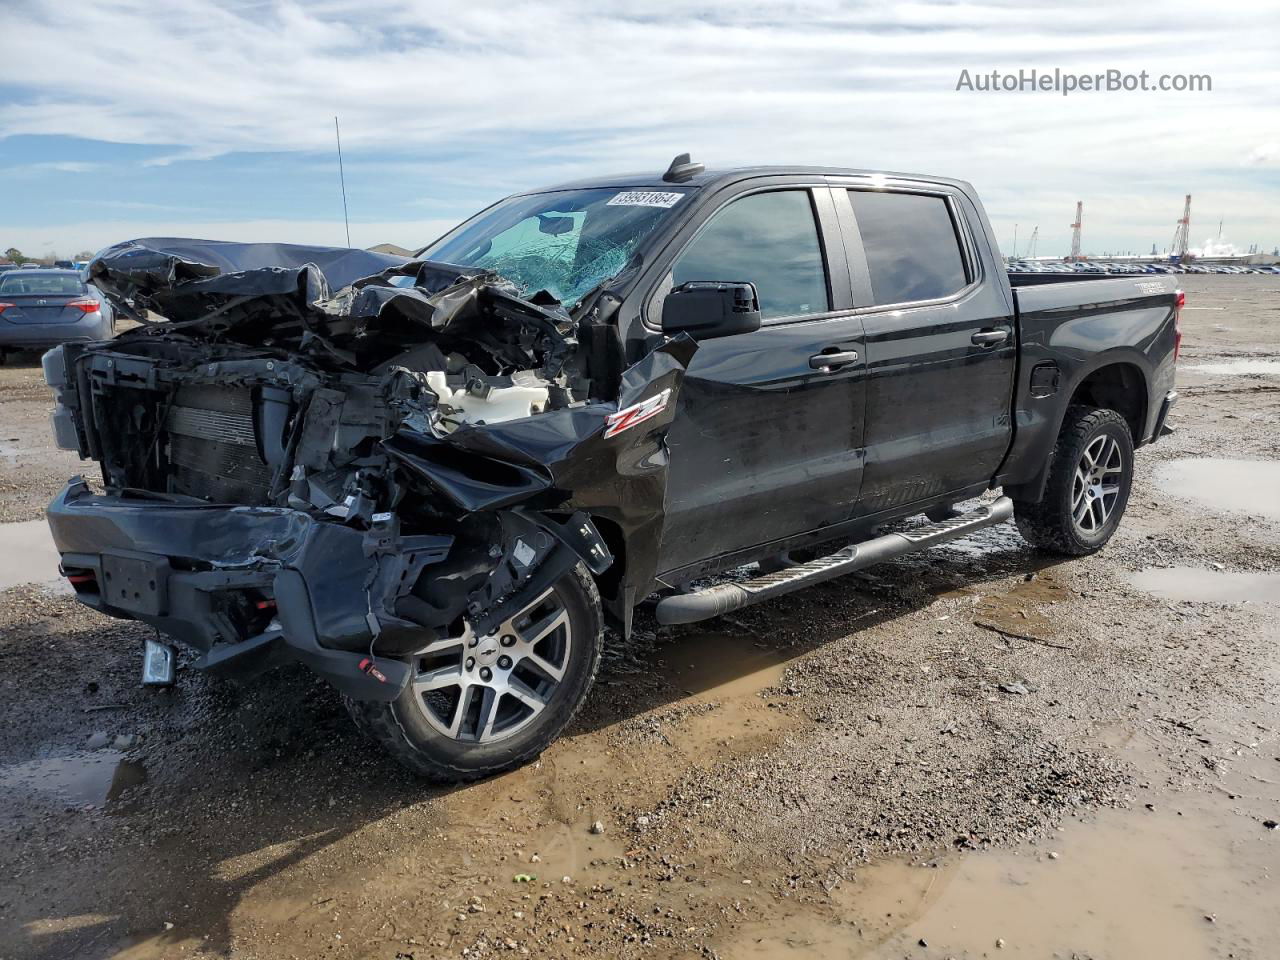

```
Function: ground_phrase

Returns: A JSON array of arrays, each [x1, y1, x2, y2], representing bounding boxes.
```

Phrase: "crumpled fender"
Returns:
[[383, 335, 698, 623]]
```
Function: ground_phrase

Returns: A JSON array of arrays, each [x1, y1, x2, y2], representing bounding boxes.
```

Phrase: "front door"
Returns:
[[652, 187, 868, 576]]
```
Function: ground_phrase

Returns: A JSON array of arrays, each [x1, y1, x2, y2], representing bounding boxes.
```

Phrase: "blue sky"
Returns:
[[1, 0, 1276, 258]]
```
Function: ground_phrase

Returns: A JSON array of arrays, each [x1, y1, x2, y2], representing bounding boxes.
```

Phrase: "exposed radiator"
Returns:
[[165, 384, 273, 504]]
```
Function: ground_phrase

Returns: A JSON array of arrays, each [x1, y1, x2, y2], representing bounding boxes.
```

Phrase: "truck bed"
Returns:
[[996, 272, 1179, 503]]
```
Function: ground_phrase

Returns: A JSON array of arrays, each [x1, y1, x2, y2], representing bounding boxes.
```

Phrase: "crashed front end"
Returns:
[[44, 238, 691, 700]]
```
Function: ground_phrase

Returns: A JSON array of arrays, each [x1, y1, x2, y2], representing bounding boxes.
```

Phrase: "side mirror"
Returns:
[[661, 281, 762, 340]]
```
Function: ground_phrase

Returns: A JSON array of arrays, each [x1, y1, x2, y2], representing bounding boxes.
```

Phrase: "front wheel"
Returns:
[[1013, 405, 1134, 556], [347, 563, 603, 781]]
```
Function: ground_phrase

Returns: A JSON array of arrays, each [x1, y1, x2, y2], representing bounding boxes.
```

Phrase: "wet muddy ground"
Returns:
[[0, 275, 1277, 959]]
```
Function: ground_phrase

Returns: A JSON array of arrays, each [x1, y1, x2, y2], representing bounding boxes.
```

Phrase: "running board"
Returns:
[[654, 497, 1015, 626]]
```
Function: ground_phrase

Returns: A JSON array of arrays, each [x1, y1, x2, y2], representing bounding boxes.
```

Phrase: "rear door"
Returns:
[[649, 184, 868, 575], [831, 181, 1015, 515]]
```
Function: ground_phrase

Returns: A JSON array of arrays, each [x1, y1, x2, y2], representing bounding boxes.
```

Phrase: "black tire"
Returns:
[[346, 563, 603, 782], [1013, 405, 1134, 556]]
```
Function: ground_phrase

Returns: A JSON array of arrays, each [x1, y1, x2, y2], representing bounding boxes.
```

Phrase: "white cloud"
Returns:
[[1245, 143, 1277, 166], [1, 0, 1277, 254], [0, 160, 101, 176]]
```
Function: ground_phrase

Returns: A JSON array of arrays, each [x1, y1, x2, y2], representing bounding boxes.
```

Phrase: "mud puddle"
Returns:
[[1, 750, 146, 807], [1185, 359, 1280, 376], [967, 569, 1070, 639], [1130, 566, 1280, 604], [657, 626, 793, 698], [1156, 458, 1280, 522], [728, 795, 1277, 959], [727, 657, 1280, 960], [586, 624, 801, 776], [0, 518, 65, 591]]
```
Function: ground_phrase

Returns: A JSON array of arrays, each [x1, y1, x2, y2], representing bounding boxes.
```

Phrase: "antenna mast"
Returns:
[[334, 116, 352, 248], [1029, 225, 1039, 259]]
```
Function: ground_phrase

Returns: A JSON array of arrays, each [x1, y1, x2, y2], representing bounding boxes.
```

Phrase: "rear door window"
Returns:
[[848, 191, 969, 305], [672, 190, 829, 320]]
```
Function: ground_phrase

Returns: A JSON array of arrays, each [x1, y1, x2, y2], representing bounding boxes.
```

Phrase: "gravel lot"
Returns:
[[0, 275, 1276, 959]]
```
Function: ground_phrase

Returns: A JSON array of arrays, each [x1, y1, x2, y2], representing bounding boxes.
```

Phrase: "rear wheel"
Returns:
[[347, 563, 603, 781], [1013, 405, 1134, 556]]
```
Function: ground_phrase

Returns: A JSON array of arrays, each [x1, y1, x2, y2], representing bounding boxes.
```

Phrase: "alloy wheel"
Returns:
[[407, 588, 572, 744], [1071, 433, 1124, 535]]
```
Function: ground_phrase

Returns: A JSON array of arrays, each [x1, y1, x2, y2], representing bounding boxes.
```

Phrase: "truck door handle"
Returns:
[[971, 329, 1009, 347], [809, 349, 859, 371]]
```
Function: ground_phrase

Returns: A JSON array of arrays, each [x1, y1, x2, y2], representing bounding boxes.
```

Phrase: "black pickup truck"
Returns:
[[42, 157, 1180, 780]]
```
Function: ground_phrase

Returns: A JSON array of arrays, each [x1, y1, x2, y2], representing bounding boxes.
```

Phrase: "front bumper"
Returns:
[[47, 478, 453, 700]]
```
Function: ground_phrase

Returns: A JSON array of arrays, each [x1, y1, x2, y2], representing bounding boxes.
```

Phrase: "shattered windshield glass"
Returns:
[[420, 187, 693, 307]]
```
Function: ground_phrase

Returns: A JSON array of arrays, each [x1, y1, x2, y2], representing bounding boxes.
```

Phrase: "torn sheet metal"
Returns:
[[86, 238, 578, 382], [87, 238, 407, 307], [384, 335, 696, 621]]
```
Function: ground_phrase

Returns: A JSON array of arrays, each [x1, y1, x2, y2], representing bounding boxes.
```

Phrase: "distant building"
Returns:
[[367, 242, 415, 258]]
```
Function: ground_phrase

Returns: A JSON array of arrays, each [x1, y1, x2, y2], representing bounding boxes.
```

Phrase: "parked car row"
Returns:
[[1175, 263, 1280, 275], [0, 261, 89, 272], [1009, 260, 1280, 276]]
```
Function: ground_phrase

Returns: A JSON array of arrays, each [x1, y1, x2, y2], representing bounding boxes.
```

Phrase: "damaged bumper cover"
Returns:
[[48, 477, 612, 700], [49, 476, 440, 700]]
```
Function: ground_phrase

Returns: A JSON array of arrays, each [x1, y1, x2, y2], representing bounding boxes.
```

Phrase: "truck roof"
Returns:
[[531, 165, 975, 195]]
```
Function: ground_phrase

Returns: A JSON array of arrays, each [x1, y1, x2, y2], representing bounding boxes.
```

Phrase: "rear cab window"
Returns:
[[671, 190, 830, 321], [847, 190, 970, 306]]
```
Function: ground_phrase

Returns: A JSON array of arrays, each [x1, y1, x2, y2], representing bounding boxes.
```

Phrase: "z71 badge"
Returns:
[[603, 388, 672, 438]]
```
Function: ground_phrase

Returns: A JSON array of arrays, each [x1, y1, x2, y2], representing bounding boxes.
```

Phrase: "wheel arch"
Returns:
[[585, 513, 628, 624], [1005, 357, 1150, 504], [1067, 360, 1148, 444]]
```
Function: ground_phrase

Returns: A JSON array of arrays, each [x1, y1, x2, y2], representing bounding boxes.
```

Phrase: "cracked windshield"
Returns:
[[420, 187, 692, 307]]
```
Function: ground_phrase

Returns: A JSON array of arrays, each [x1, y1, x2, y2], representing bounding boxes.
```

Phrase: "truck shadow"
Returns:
[[5, 527, 1069, 960]]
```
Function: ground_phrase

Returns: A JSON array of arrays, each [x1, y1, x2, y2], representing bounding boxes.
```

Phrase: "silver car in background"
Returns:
[[0, 269, 115, 360]]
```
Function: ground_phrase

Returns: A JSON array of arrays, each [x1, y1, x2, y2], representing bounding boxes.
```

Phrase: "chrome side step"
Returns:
[[654, 497, 1014, 626]]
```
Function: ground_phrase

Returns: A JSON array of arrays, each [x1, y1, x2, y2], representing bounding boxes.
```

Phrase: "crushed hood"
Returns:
[[87, 237, 578, 379]]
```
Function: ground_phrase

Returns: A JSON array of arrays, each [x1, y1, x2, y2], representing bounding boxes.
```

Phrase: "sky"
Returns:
[[1, 0, 1277, 260]]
